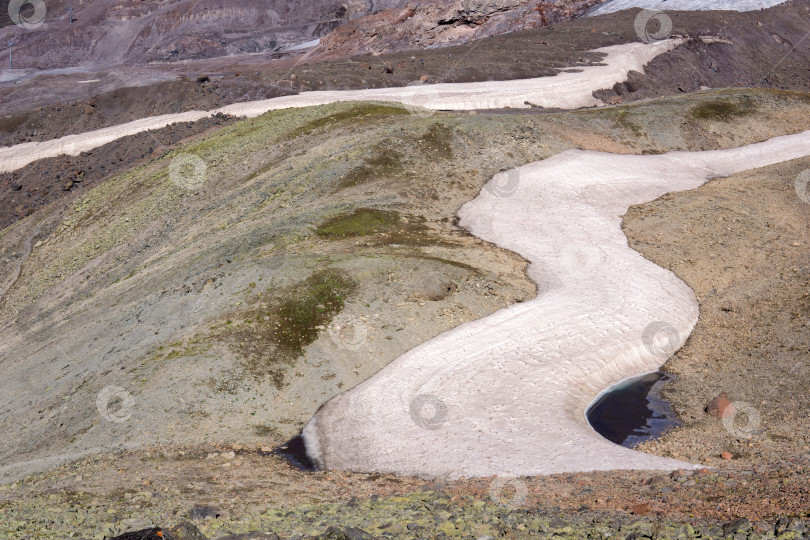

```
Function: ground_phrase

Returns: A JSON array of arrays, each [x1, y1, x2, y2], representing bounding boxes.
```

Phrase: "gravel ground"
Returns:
[[3, 1, 809, 144], [624, 155, 810, 469], [1, 444, 807, 539], [1, 91, 808, 538]]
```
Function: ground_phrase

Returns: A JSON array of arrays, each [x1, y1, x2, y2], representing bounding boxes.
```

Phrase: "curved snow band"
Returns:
[[0, 39, 682, 173], [588, 0, 790, 16], [303, 130, 810, 479], [3, 32, 807, 479]]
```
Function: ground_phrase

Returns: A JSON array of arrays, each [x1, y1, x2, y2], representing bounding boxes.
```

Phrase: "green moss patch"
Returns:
[[289, 103, 409, 140], [274, 269, 355, 352], [0, 112, 29, 134], [418, 123, 455, 159], [316, 208, 401, 238], [338, 140, 404, 190], [222, 269, 357, 386], [691, 99, 756, 121]]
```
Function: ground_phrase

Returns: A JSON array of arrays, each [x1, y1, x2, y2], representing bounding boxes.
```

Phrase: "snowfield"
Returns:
[[303, 129, 810, 478], [0, 39, 683, 173], [588, 0, 790, 16]]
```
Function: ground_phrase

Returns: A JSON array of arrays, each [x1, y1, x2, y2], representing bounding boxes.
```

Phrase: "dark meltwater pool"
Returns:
[[587, 371, 681, 448], [277, 373, 678, 471], [273, 435, 318, 471]]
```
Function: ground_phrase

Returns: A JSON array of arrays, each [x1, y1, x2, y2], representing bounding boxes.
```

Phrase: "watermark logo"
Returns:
[[399, 86, 439, 118], [634, 10, 672, 44], [409, 393, 448, 430], [794, 169, 810, 204], [722, 401, 761, 439], [169, 153, 207, 191], [488, 476, 528, 509], [559, 246, 608, 276], [96, 385, 134, 423], [642, 321, 681, 360], [9, 0, 46, 29], [327, 313, 368, 351], [485, 169, 521, 198]]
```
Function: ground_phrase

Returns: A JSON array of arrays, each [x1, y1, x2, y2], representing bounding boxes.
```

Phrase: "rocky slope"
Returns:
[[1, 90, 809, 537], [304, 0, 610, 61], [0, 0, 407, 70], [0, 3, 809, 539], [3, 1, 809, 145]]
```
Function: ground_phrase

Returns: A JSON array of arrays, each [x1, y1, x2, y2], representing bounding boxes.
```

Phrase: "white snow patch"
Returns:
[[285, 38, 321, 51], [588, 0, 789, 16], [0, 39, 683, 173], [302, 130, 810, 479]]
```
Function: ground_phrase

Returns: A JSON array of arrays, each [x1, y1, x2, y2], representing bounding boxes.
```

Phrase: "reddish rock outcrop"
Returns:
[[306, 0, 611, 61]]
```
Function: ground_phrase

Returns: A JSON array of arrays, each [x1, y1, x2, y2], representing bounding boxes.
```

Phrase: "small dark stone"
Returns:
[[343, 527, 374, 540], [722, 518, 751, 536], [215, 533, 279, 540], [775, 516, 794, 534], [188, 504, 220, 520], [196, 75, 210, 83], [109, 529, 164, 540], [645, 475, 667, 485], [165, 521, 209, 540]]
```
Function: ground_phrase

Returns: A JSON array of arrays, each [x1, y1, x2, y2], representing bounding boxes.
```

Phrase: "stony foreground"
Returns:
[[1, 443, 808, 539]]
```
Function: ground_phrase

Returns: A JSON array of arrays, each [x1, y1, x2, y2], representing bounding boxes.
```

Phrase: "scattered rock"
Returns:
[[188, 505, 220, 521], [645, 475, 667, 485], [63, 181, 74, 191], [413, 274, 457, 301], [669, 469, 688, 479], [721, 451, 733, 460], [215, 534, 279, 540], [318, 526, 374, 539], [167, 521, 209, 540], [84, 105, 95, 115], [196, 75, 210, 84], [705, 392, 734, 419], [723, 518, 751, 536], [110, 529, 165, 540], [628, 502, 650, 515]]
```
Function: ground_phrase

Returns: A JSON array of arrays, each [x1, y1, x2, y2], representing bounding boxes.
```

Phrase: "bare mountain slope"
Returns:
[[305, 0, 611, 61], [0, 0, 408, 70]]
